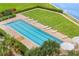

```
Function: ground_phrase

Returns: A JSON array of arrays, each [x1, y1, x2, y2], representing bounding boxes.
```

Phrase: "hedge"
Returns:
[[0, 14, 16, 22], [37, 6, 63, 13], [16, 6, 63, 14], [16, 6, 38, 13]]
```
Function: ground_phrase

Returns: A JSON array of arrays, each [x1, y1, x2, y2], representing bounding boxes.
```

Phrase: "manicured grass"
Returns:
[[0, 3, 59, 12], [0, 3, 36, 12], [23, 8, 79, 38]]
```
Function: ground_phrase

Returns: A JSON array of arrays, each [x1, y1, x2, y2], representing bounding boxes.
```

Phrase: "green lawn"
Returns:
[[0, 3, 36, 12], [0, 3, 60, 12], [23, 8, 79, 38]]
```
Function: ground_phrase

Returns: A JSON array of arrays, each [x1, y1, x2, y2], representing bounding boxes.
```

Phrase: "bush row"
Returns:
[[0, 14, 16, 22], [0, 29, 28, 56], [16, 6, 38, 13], [0, 8, 16, 17], [24, 40, 60, 56]]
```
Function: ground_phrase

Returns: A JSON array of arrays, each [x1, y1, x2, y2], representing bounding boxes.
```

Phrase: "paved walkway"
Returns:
[[59, 13, 79, 26]]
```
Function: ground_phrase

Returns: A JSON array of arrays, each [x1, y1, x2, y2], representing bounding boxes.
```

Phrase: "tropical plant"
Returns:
[[40, 40, 60, 56], [0, 29, 6, 36], [25, 40, 60, 56], [0, 29, 28, 56]]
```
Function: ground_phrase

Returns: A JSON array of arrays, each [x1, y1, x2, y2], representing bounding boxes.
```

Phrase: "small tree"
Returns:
[[11, 8, 16, 13], [40, 40, 60, 56], [2, 10, 12, 16]]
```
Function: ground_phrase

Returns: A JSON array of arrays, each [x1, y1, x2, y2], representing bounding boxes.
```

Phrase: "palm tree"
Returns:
[[25, 40, 60, 56], [41, 40, 60, 56]]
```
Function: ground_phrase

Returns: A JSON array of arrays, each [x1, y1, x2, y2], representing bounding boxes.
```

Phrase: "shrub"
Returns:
[[0, 29, 6, 36], [8, 14, 16, 18], [0, 13, 3, 17], [2, 16, 8, 20], [25, 40, 60, 56], [13, 40, 28, 55], [0, 8, 16, 22], [16, 6, 37, 13], [0, 18, 3, 21], [0, 14, 16, 22], [0, 29, 28, 56], [11, 8, 16, 13], [1, 9, 13, 16]]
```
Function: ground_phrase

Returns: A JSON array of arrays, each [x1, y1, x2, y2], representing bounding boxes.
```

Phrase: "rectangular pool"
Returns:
[[6, 19, 62, 46]]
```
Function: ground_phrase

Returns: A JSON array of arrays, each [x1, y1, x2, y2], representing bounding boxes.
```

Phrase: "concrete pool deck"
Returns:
[[0, 14, 72, 49]]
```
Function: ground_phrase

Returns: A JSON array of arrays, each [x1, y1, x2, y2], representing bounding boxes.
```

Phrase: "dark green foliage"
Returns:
[[16, 6, 37, 13], [41, 40, 60, 55], [25, 40, 60, 56], [0, 29, 28, 56], [0, 45, 11, 56], [0, 9, 16, 22], [37, 6, 63, 13], [1, 9, 12, 16], [2, 16, 8, 20], [0, 28, 79, 56], [13, 40, 28, 55], [0, 29, 6, 37], [16, 6, 63, 14], [9, 14, 16, 18], [0, 14, 16, 22], [0, 8, 16, 17]]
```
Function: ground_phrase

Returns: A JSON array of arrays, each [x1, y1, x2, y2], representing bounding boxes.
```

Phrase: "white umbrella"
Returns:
[[72, 36, 79, 44], [60, 42, 75, 50]]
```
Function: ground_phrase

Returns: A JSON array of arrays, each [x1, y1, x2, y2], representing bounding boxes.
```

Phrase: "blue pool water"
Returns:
[[6, 20, 62, 46], [53, 3, 79, 20]]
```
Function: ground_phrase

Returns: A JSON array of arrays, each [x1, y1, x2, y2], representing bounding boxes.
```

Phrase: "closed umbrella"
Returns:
[[72, 36, 79, 44], [60, 42, 75, 50]]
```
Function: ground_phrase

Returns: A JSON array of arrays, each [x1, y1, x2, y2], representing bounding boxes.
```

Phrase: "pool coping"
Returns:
[[0, 14, 72, 49]]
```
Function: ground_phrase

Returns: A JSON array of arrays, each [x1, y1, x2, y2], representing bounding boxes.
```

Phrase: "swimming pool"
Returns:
[[6, 19, 62, 46], [53, 3, 79, 20]]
